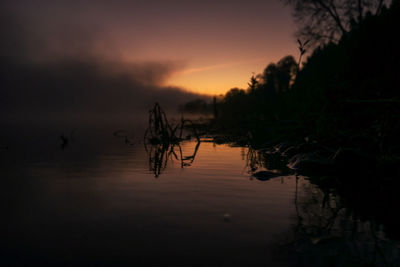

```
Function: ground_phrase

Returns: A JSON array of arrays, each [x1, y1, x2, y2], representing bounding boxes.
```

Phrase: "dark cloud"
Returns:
[[0, 1, 208, 126]]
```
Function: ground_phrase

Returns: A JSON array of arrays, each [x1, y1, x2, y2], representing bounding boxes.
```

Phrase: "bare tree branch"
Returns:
[[282, 0, 392, 47]]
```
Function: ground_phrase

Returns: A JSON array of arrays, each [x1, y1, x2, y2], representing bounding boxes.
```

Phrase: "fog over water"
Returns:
[[0, 1, 208, 129]]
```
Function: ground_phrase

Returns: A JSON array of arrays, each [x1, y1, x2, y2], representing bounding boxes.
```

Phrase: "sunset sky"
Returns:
[[4, 0, 297, 95]]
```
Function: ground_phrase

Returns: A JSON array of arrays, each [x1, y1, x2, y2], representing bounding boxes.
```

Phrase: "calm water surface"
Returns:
[[2, 129, 399, 266]]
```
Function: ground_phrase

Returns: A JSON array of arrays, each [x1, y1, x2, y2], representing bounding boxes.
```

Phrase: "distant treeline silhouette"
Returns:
[[181, 2, 400, 159]]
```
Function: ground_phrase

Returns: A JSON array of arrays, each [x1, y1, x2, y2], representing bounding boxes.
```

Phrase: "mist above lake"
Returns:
[[0, 2, 209, 128]]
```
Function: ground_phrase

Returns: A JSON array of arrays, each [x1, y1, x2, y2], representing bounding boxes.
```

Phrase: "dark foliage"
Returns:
[[195, 3, 400, 162]]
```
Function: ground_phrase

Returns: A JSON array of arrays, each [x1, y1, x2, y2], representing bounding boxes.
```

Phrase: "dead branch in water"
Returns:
[[144, 103, 202, 177]]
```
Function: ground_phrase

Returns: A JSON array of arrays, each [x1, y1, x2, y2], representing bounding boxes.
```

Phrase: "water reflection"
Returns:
[[143, 103, 203, 177], [245, 146, 288, 181], [144, 136, 400, 265], [145, 140, 201, 177], [144, 139, 287, 180], [278, 176, 400, 266], [2, 125, 400, 266], [241, 145, 400, 265]]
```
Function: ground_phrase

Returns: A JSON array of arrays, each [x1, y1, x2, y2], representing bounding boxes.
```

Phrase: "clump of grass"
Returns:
[[144, 102, 181, 145], [144, 102, 202, 177]]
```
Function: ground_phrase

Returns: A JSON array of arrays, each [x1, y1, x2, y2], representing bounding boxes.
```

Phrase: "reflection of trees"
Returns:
[[294, 177, 343, 239], [245, 146, 290, 175], [286, 177, 400, 266], [245, 146, 264, 173]]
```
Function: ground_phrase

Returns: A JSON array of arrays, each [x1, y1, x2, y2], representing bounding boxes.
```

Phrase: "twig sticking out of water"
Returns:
[[144, 103, 202, 177], [144, 102, 180, 145], [144, 102, 200, 146]]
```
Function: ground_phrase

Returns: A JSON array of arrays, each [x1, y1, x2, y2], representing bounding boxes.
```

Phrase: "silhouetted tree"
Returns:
[[247, 74, 259, 93], [261, 63, 279, 94], [260, 55, 297, 94], [225, 88, 246, 99], [276, 55, 297, 92], [282, 0, 391, 46]]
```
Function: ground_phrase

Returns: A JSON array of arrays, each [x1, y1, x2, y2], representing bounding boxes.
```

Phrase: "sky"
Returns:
[[3, 0, 296, 94], [1, 0, 297, 125]]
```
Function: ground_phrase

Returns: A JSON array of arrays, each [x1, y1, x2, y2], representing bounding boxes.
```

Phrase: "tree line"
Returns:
[[181, 0, 399, 157]]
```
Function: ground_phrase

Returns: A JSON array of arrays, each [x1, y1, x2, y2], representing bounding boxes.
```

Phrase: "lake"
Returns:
[[1, 127, 399, 266]]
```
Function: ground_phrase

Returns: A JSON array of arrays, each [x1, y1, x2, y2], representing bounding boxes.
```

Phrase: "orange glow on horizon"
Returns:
[[165, 50, 298, 95]]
